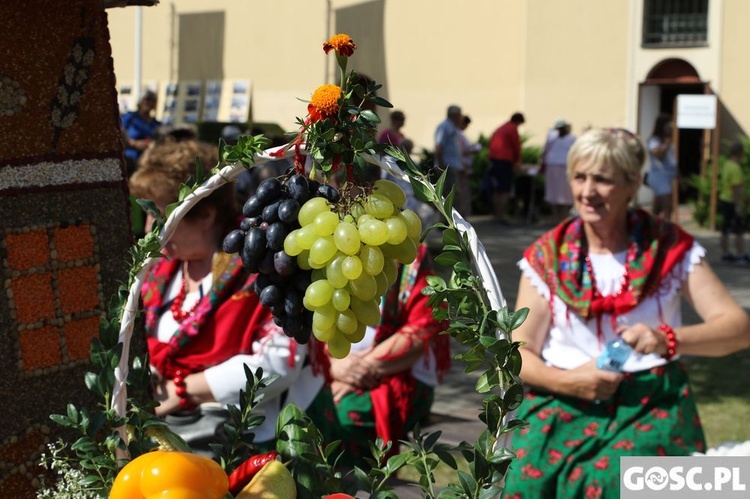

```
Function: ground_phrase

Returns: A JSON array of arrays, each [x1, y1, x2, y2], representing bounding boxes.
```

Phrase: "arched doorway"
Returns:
[[637, 58, 708, 208]]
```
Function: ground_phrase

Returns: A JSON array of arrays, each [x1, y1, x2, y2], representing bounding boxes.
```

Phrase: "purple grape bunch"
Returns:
[[222, 173, 340, 344]]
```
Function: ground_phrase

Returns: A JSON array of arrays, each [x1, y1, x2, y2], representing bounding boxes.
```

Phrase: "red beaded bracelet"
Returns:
[[657, 323, 678, 361], [173, 369, 195, 411]]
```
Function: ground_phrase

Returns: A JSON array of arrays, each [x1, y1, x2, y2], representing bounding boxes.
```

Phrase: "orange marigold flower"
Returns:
[[308, 84, 342, 123], [323, 33, 357, 57]]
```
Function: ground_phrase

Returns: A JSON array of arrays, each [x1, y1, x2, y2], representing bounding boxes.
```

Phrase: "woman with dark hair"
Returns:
[[129, 140, 329, 455], [647, 113, 678, 220]]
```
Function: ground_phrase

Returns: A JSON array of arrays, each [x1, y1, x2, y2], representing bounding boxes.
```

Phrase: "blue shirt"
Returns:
[[121, 111, 161, 161], [647, 136, 677, 196], [434, 119, 462, 170]]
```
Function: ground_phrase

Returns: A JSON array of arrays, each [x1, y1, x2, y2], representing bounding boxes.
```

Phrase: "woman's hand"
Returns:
[[561, 360, 624, 402], [619, 323, 668, 356], [153, 378, 180, 416], [330, 380, 359, 403], [329, 350, 381, 390]]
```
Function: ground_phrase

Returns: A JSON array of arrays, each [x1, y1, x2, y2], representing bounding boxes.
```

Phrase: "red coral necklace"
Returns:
[[170, 265, 204, 322]]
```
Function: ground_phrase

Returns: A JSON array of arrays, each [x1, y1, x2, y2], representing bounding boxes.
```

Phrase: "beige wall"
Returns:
[[719, 0, 750, 142], [524, 0, 631, 144], [107, 0, 749, 153]]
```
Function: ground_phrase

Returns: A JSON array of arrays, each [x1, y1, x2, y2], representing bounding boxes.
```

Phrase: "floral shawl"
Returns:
[[142, 254, 275, 379], [523, 209, 694, 325]]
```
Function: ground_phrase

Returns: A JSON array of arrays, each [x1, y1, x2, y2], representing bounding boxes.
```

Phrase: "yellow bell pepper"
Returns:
[[110, 450, 229, 499]]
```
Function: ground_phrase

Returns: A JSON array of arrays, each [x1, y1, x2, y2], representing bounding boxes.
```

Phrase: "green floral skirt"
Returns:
[[503, 361, 705, 499]]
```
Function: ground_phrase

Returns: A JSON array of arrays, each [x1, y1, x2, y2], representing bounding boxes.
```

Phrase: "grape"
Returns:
[[392, 236, 417, 264], [360, 245, 384, 276], [327, 332, 351, 359], [283, 230, 303, 256], [313, 211, 339, 236], [253, 273, 271, 296], [346, 322, 367, 343], [284, 288, 304, 316], [349, 203, 365, 220], [304, 279, 334, 309], [307, 179, 321, 196], [222, 229, 245, 254], [241, 247, 260, 273], [240, 218, 253, 231], [331, 288, 351, 312], [336, 309, 358, 335], [266, 222, 290, 251], [325, 255, 349, 289], [299, 197, 330, 226], [341, 255, 363, 280], [317, 184, 341, 202], [291, 272, 311, 292], [374, 179, 407, 208], [278, 199, 300, 224], [312, 304, 336, 330], [350, 296, 381, 326], [242, 195, 264, 218], [244, 228, 267, 258], [365, 193, 394, 219], [357, 213, 375, 224], [349, 272, 377, 301], [283, 313, 304, 337], [259, 284, 282, 307], [309, 236, 337, 266], [399, 209, 422, 241], [333, 221, 361, 255], [286, 174, 310, 204], [255, 177, 283, 204], [297, 250, 312, 270], [261, 200, 281, 223], [384, 216, 408, 245], [313, 323, 337, 342], [383, 258, 398, 286], [358, 219, 390, 246], [258, 251, 275, 275], [296, 224, 318, 250], [273, 250, 297, 277], [374, 271, 389, 296]]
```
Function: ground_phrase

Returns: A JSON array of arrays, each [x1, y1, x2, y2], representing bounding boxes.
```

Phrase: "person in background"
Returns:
[[324, 244, 450, 465], [129, 139, 330, 456], [434, 105, 464, 199], [542, 119, 576, 223], [121, 90, 161, 177], [487, 112, 525, 224], [503, 128, 750, 498], [378, 110, 406, 148], [456, 115, 481, 217], [719, 141, 749, 264], [647, 113, 678, 221]]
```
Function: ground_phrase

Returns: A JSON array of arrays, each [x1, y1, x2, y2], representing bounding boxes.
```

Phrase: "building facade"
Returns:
[[107, 0, 748, 172]]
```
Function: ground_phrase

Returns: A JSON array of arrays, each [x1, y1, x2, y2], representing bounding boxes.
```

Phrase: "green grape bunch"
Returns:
[[283, 179, 422, 358]]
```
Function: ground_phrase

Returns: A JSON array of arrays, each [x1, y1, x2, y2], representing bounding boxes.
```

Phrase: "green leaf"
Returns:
[[443, 185, 456, 215], [359, 109, 381, 123], [434, 168, 448, 204], [457, 469, 478, 495], [423, 430, 442, 450], [503, 383, 525, 411], [425, 275, 447, 289], [434, 251, 462, 267], [511, 308, 530, 331], [410, 177, 433, 203]]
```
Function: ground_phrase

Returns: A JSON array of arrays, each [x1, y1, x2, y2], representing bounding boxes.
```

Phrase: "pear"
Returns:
[[235, 460, 297, 499]]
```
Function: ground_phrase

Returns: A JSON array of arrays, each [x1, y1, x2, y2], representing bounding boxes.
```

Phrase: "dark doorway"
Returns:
[[659, 83, 705, 200]]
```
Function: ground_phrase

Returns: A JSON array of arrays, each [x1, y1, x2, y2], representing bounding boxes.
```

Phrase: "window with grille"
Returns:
[[642, 0, 709, 47]]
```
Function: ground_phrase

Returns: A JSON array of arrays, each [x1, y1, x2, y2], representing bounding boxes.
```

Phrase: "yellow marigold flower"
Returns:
[[308, 84, 341, 123], [323, 33, 357, 57]]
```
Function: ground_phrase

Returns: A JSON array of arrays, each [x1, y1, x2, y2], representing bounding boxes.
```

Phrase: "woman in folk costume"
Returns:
[[325, 243, 450, 463], [130, 140, 329, 454], [503, 128, 750, 498]]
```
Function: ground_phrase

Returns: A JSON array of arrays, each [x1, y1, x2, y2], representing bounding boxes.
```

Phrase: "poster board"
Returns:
[[222, 79, 251, 123]]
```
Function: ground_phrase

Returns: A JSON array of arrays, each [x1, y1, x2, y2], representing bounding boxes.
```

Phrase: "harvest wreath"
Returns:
[[38, 34, 528, 498]]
